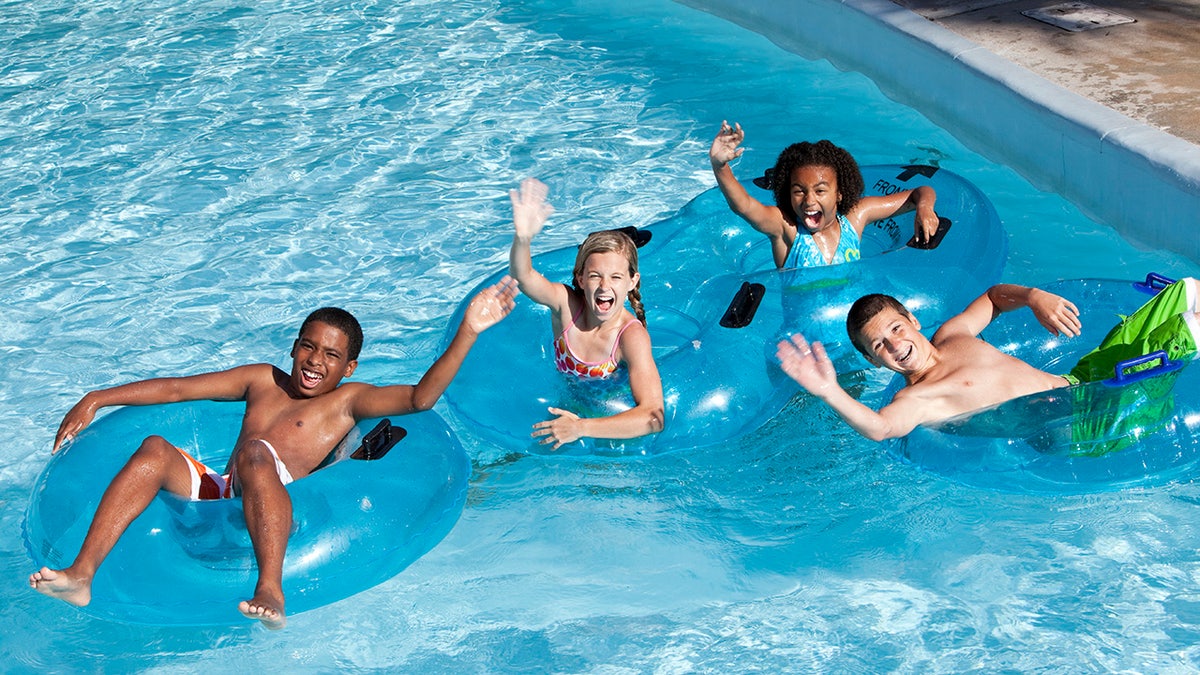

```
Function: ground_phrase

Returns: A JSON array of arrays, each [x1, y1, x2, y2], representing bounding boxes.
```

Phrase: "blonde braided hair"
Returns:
[[571, 229, 647, 327]]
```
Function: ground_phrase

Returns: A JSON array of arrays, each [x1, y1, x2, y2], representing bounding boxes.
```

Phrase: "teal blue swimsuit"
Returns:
[[784, 213, 862, 268]]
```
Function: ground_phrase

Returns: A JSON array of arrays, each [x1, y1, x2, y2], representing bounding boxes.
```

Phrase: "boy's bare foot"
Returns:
[[29, 567, 92, 607], [238, 593, 286, 630]]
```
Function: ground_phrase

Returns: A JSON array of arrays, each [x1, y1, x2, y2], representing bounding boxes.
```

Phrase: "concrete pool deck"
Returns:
[[680, 0, 1200, 265], [892, 0, 1200, 148]]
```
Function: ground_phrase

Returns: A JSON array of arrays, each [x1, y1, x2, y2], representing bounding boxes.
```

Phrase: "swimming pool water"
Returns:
[[4, 0, 1199, 671]]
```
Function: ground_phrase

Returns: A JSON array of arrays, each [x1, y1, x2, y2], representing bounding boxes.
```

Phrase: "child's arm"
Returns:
[[508, 178, 569, 310], [709, 121, 788, 241], [776, 334, 923, 441], [531, 322, 665, 449], [53, 366, 262, 452], [349, 278, 518, 419], [849, 185, 939, 244], [934, 284, 1081, 343]]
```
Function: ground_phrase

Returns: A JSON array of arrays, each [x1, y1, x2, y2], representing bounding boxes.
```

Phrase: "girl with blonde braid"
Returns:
[[508, 178, 665, 450]]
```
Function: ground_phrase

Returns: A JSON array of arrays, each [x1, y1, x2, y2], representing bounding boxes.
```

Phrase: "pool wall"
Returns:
[[678, 0, 1200, 265]]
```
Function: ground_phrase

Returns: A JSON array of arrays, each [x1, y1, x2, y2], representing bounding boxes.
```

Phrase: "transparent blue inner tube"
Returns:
[[23, 402, 470, 625], [887, 276, 1200, 493], [444, 165, 1006, 456]]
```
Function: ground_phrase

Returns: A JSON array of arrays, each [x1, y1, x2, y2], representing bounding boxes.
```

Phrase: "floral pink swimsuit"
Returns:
[[553, 310, 635, 380]]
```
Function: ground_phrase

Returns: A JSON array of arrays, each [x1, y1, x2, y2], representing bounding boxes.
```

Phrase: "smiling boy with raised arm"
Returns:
[[778, 279, 1200, 441], [30, 278, 517, 629]]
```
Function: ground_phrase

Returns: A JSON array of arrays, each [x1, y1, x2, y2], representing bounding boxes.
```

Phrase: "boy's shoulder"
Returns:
[[921, 334, 1001, 380], [223, 362, 294, 392], [238, 362, 286, 379]]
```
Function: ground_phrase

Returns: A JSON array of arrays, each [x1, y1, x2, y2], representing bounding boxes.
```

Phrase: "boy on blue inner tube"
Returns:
[[777, 278, 1200, 441], [29, 280, 517, 630], [709, 121, 940, 268]]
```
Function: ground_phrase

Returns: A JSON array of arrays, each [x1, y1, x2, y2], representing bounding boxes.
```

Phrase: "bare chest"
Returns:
[[238, 393, 354, 474]]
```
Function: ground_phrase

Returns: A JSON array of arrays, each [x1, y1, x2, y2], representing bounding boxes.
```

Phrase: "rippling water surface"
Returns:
[[3, 0, 1199, 671]]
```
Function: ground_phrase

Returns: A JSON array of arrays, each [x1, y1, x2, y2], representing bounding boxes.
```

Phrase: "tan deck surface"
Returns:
[[890, 0, 1200, 146]]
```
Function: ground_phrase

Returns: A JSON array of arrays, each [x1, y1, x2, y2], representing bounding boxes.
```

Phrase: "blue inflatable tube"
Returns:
[[444, 165, 1005, 456], [23, 402, 469, 625], [889, 275, 1200, 493]]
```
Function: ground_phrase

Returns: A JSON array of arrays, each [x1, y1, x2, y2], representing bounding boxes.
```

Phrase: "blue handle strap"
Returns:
[[1133, 272, 1177, 295], [1101, 350, 1184, 386]]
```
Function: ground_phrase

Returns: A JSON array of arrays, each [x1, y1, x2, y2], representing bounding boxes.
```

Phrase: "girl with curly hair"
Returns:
[[709, 121, 940, 269]]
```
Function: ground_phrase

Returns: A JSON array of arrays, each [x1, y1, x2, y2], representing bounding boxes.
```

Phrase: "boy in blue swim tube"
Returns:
[[709, 121, 940, 268], [29, 280, 517, 629], [777, 278, 1199, 441]]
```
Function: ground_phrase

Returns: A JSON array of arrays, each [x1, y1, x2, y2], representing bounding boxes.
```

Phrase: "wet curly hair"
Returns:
[[770, 140, 864, 222]]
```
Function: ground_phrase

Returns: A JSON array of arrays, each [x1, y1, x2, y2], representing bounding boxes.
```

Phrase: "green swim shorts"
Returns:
[[1062, 278, 1198, 456], [1066, 278, 1199, 385], [1067, 372, 1179, 456]]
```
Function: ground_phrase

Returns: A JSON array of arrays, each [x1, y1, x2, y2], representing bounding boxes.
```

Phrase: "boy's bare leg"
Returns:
[[233, 441, 291, 630], [29, 435, 194, 607]]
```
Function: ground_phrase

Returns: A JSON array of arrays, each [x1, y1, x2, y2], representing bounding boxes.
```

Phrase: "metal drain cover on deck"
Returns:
[[1022, 2, 1137, 31]]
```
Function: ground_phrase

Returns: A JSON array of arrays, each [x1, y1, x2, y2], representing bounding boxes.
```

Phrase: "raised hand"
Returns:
[[709, 120, 746, 168], [461, 275, 519, 336], [510, 177, 555, 241], [776, 333, 839, 395]]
